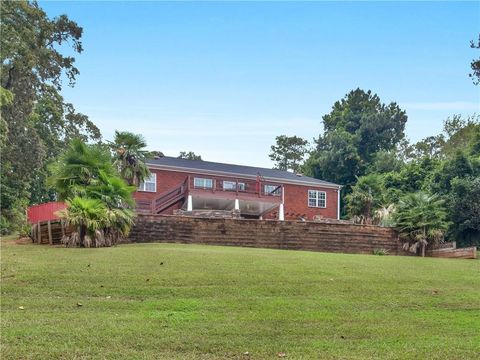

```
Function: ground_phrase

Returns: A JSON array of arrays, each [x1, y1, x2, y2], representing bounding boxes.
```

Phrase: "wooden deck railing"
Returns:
[[136, 175, 283, 214], [188, 176, 283, 199], [136, 178, 188, 214]]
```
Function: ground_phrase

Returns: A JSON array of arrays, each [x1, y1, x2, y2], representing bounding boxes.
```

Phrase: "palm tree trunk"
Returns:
[[421, 226, 426, 257], [366, 201, 372, 224], [79, 225, 86, 247]]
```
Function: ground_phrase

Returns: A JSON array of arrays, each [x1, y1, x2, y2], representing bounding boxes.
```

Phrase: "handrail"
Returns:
[[188, 176, 282, 198], [138, 175, 283, 214], [152, 177, 188, 213]]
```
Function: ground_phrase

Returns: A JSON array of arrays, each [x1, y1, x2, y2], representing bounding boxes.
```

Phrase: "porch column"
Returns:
[[279, 203, 285, 221], [234, 198, 240, 210], [187, 195, 193, 211], [279, 185, 285, 221]]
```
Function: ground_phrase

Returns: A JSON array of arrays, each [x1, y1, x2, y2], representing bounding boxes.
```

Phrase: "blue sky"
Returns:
[[42, 1, 480, 167]]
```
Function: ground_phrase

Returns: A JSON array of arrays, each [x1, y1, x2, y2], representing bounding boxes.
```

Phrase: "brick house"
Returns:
[[134, 156, 341, 221]]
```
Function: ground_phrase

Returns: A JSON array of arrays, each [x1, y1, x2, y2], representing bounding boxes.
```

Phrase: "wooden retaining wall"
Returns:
[[127, 215, 405, 255], [428, 242, 477, 259], [30, 220, 72, 245]]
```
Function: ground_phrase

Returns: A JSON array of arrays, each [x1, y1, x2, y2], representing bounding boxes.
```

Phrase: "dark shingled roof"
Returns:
[[146, 156, 340, 188]]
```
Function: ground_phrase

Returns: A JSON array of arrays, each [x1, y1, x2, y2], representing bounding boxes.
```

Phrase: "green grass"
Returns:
[[1, 239, 479, 359]]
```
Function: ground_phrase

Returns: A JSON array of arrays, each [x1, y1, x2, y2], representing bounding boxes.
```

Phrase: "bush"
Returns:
[[0, 200, 29, 236], [372, 248, 389, 256], [0, 215, 11, 235]]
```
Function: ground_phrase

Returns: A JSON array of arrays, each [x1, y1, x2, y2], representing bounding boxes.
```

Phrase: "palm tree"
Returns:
[[58, 197, 109, 247], [393, 192, 450, 257], [57, 176, 136, 247], [86, 171, 136, 245], [346, 174, 386, 224], [50, 139, 137, 247], [374, 204, 396, 227], [48, 139, 116, 200], [86, 171, 136, 209], [111, 131, 150, 186]]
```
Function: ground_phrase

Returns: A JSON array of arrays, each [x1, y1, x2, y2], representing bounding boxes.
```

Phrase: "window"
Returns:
[[138, 173, 156, 192], [223, 181, 245, 191], [194, 177, 213, 189], [264, 184, 281, 196], [308, 190, 326, 208]]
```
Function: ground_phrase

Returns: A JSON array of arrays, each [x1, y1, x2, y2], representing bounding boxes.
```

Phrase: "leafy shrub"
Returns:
[[372, 248, 389, 256], [0, 216, 10, 235], [0, 199, 29, 236]]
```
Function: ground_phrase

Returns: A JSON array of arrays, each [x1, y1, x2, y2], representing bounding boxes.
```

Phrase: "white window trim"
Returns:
[[308, 190, 327, 208], [138, 173, 157, 192], [264, 184, 281, 196], [194, 177, 214, 189], [223, 181, 245, 191]]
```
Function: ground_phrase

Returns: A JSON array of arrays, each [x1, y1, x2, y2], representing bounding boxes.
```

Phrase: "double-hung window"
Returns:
[[264, 184, 281, 196], [308, 190, 326, 208], [138, 173, 157, 192], [194, 177, 213, 189], [223, 181, 245, 191]]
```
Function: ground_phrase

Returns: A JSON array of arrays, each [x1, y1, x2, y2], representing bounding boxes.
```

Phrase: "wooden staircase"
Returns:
[[137, 178, 188, 214]]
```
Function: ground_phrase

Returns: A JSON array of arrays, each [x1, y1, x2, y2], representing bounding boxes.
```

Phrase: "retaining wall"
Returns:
[[30, 220, 72, 245], [128, 214, 404, 255]]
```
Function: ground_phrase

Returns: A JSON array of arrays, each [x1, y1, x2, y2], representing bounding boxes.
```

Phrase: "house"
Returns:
[[134, 156, 341, 221]]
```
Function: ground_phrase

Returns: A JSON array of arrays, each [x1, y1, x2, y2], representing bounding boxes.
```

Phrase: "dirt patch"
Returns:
[[2, 236, 33, 245]]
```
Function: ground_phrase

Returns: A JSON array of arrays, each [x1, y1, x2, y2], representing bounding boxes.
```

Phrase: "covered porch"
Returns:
[[184, 192, 282, 219], [136, 175, 286, 219]]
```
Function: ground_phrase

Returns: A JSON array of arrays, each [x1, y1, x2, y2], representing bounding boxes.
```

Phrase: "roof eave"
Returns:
[[145, 162, 342, 189]]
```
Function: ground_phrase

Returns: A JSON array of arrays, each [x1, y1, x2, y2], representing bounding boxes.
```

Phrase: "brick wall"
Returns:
[[134, 168, 340, 220], [263, 183, 339, 220], [134, 169, 186, 204], [127, 214, 404, 255]]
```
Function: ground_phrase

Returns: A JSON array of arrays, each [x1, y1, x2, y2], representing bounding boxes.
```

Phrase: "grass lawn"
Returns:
[[1, 238, 479, 359]]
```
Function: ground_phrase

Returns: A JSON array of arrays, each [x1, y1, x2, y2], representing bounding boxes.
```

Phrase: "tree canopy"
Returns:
[[361, 116, 479, 248], [303, 89, 407, 189], [470, 34, 480, 85], [269, 135, 309, 173], [273, 88, 478, 249], [346, 174, 386, 225], [111, 131, 150, 186], [0, 1, 100, 234], [178, 151, 202, 161]]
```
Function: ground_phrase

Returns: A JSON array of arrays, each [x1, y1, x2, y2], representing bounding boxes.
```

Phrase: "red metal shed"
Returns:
[[27, 202, 67, 224]]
